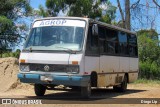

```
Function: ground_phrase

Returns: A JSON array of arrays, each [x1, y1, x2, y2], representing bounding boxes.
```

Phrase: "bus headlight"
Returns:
[[20, 65, 30, 72], [67, 66, 79, 74]]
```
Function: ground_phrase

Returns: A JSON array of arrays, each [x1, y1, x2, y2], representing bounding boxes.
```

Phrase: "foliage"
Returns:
[[137, 29, 160, 80], [38, 0, 116, 23], [134, 79, 160, 85], [0, 0, 32, 49], [139, 61, 160, 80], [138, 29, 159, 41], [0, 49, 21, 58], [38, 5, 49, 17], [137, 29, 160, 63]]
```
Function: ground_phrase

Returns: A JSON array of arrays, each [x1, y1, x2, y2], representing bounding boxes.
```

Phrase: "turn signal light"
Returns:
[[20, 59, 25, 63], [72, 61, 78, 65]]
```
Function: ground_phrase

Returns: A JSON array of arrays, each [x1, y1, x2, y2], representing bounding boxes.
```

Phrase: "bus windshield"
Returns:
[[24, 19, 86, 51]]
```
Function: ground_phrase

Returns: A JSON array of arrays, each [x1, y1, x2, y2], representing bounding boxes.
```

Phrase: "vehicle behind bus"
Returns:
[[18, 17, 139, 98]]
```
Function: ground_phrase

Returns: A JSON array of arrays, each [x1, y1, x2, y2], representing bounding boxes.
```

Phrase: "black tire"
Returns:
[[113, 75, 127, 92], [34, 84, 46, 96], [81, 82, 91, 98]]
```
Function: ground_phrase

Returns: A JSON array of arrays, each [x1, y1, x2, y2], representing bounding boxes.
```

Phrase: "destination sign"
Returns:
[[33, 19, 86, 28]]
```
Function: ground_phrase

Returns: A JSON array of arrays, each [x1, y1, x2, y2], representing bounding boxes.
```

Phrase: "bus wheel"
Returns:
[[34, 84, 46, 96], [113, 75, 127, 92], [81, 82, 91, 98]]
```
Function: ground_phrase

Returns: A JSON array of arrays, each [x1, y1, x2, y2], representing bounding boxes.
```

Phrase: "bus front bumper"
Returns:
[[17, 73, 90, 87]]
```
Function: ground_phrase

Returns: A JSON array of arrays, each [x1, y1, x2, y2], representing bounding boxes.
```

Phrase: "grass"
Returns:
[[133, 79, 160, 84]]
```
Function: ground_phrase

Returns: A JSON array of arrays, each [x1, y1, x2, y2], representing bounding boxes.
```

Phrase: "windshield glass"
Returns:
[[24, 19, 86, 51]]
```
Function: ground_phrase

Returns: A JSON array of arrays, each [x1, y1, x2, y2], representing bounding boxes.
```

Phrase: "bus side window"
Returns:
[[98, 26, 106, 54], [27, 28, 41, 47], [106, 28, 119, 55], [128, 34, 138, 57], [35, 28, 42, 46], [118, 32, 129, 56], [85, 26, 99, 56]]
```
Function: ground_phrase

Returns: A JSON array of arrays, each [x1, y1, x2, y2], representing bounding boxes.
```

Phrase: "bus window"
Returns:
[[85, 26, 99, 56], [106, 28, 119, 55], [118, 32, 129, 56], [128, 34, 138, 57], [99, 26, 106, 54], [75, 27, 84, 48], [27, 28, 42, 47]]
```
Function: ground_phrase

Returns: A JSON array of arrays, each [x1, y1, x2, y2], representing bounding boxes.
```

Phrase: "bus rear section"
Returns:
[[85, 21, 138, 93]]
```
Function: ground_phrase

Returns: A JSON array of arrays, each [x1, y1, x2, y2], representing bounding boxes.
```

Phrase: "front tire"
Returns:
[[113, 75, 127, 92], [81, 82, 91, 98], [34, 84, 46, 96]]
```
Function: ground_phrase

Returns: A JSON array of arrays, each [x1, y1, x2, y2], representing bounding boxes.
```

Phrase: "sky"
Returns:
[[30, 0, 45, 9]]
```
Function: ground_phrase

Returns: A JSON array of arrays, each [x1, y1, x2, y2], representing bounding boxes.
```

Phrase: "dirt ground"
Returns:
[[0, 83, 160, 98], [0, 57, 160, 107], [0, 83, 159, 107], [0, 83, 160, 107]]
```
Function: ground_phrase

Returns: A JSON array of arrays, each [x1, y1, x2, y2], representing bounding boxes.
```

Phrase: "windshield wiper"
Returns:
[[55, 47, 77, 54]]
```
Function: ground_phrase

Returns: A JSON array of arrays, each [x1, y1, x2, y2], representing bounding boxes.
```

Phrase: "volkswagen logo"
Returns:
[[44, 65, 50, 72]]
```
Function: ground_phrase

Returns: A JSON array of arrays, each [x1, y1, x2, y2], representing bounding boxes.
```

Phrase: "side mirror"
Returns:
[[92, 24, 98, 36]]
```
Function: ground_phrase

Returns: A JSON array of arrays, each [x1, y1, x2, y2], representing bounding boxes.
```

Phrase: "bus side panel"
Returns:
[[119, 57, 129, 73], [129, 57, 139, 82], [98, 74, 118, 87], [128, 73, 138, 82], [84, 56, 99, 76], [99, 56, 119, 87], [119, 57, 130, 83]]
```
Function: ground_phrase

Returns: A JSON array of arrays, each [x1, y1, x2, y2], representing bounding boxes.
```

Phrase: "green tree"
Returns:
[[138, 29, 160, 63], [137, 29, 160, 79], [39, 0, 116, 23], [0, 0, 32, 50]]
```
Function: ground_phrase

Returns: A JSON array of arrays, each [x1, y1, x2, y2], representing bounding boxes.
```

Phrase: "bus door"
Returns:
[[85, 26, 100, 77]]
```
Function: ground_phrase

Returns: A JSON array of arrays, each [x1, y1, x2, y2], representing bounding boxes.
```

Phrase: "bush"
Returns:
[[9, 52, 14, 57], [139, 60, 160, 80], [13, 50, 20, 58], [0, 49, 21, 58], [2, 53, 10, 58]]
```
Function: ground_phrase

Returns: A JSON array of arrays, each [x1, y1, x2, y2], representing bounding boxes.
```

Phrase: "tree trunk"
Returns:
[[125, 0, 131, 30], [117, 0, 125, 28]]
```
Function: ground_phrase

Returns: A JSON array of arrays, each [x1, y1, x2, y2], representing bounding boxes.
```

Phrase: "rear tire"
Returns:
[[81, 82, 91, 98], [34, 84, 46, 96], [113, 75, 127, 92]]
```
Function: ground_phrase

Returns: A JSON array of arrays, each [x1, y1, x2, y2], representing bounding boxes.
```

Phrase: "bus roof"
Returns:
[[89, 19, 136, 35], [34, 17, 136, 35]]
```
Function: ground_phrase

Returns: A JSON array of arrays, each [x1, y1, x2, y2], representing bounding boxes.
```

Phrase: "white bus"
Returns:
[[18, 17, 139, 98]]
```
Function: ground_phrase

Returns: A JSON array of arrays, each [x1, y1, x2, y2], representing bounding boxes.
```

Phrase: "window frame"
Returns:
[[85, 25, 100, 56], [128, 34, 138, 58], [118, 31, 130, 57]]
